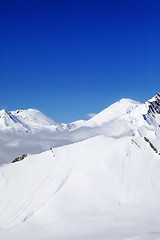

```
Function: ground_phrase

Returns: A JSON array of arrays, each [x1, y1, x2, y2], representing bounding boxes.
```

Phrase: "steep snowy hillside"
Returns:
[[0, 93, 160, 239], [0, 134, 160, 239]]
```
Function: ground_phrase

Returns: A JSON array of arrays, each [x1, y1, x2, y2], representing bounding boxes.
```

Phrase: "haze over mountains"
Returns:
[[0, 93, 160, 240]]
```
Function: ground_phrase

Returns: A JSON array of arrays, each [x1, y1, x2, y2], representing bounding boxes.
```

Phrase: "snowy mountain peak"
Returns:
[[149, 92, 160, 101], [11, 108, 58, 126], [147, 92, 160, 115], [0, 108, 66, 134]]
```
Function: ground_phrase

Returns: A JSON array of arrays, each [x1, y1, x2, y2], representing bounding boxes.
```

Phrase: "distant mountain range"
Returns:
[[0, 93, 160, 164]]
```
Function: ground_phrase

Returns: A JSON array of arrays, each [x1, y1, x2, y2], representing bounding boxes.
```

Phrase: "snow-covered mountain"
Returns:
[[0, 108, 68, 164], [2, 93, 160, 164], [0, 93, 160, 240], [0, 108, 65, 132]]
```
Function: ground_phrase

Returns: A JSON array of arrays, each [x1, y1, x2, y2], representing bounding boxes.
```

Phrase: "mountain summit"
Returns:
[[0, 108, 64, 133], [147, 92, 160, 115]]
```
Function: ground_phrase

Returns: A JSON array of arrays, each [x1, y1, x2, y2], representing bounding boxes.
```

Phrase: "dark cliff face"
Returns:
[[147, 93, 160, 116]]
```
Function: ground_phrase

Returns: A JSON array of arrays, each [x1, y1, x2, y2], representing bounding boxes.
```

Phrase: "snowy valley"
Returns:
[[0, 93, 160, 240]]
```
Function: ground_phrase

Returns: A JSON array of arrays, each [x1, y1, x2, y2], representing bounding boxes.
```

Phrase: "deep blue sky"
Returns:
[[0, 0, 160, 122]]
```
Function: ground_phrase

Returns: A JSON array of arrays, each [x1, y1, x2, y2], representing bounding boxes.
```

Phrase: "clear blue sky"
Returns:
[[0, 0, 160, 122]]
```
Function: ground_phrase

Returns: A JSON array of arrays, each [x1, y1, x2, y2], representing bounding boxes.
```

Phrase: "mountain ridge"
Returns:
[[0, 93, 160, 164], [0, 92, 160, 132]]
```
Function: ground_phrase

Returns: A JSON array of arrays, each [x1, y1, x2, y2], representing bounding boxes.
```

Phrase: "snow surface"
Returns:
[[1, 93, 160, 239]]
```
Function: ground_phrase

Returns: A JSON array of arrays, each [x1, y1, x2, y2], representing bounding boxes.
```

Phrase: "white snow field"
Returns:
[[0, 93, 160, 239]]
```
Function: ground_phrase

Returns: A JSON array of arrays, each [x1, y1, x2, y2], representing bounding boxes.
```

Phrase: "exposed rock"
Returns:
[[147, 93, 160, 115], [144, 137, 159, 154], [12, 154, 28, 163]]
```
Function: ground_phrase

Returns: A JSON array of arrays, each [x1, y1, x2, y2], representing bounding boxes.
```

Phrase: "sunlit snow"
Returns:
[[0, 93, 160, 240]]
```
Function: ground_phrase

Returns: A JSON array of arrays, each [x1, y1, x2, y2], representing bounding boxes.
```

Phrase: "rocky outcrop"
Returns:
[[147, 93, 160, 115], [12, 154, 28, 163], [144, 137, 160, 155]]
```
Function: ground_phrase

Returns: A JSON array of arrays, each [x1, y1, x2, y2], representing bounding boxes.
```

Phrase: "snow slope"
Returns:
[[1, 135, 160, 239], [0, 93, 160, 239]]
